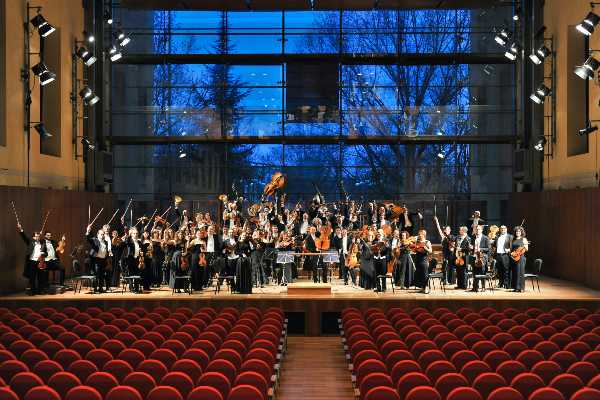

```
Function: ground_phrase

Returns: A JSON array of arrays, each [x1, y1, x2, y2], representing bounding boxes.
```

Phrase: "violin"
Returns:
[[263, 172, 286, 197], [57, 235, 66, 255], [346, 242, 360, 269], [510, 246, 527, 262], [37, 254, 47, 270], [180, 242, 190, 271], [318, 225, 332, 251]]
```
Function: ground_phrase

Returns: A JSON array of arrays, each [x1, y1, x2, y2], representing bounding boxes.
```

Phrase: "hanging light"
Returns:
[[574, 56, 600, 80], [437, 149, 446, 159], [533, 136, 547, 152], [179, 150, 187, 158], [529, 45, 551, 65], [76, 46, 97, 66], [494, 29, 511, 46], [529, 83, 551, 104], [30, 13, 56, 37], [79, 86, 100, 106], [108, 45, 122, 62], [504, 42, 522, 60], [513, 6, 521, 21], [33, 123, 52, 139], [104, 10, 113, 25], [31, 62, 56, 86], [576, 11, 600, 36], [579, 123, 598, 136], [114, 29, 131, 47], [81, 138, 96, 151], [83, 30, 95, 43]]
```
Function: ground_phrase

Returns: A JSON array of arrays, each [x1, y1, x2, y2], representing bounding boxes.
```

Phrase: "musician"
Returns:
[[221, 237, 238, 289], [397, 206, 416, 235], [468, 211, 485, 237], [86, 225, 110, 293], [493, 226, 512, 289], [169, 231, 188, 293], [275, 231, 294, 285], [434, 216, 456, 285], [510, 226, 528, 292], [140, 230, 153, 291], [412, 229, 433, 292], [454, 226, 471, 290], [332, 227, 349, 284], [373, 231, 390, 292], [235, 232, 253, 293], [123, 227, 143, 293], [304, 226, 321, 283], [249, 230, 266, 288], [17, 224, 47, 295], [162, 228, 176, 285], [43, 231, 66, 287], [110, 230, 125, 288], [394, 231, 413, 289], [203, 225, 221, 288], [378, 206, 389, 228], [188, 229, 206, 291], [359, 232, 375, 290], [150, 229, 164, 288], [471, 225, 490, 292]]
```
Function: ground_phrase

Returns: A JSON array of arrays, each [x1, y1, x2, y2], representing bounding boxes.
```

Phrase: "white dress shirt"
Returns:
[[206, 236, 215, 253], [31, 242, 43, 261], [496, 234, 507, 254], [45, 241, 57, 261]]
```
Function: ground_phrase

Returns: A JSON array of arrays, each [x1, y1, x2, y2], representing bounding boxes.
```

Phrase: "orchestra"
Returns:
[[11, 175, 531, 296]]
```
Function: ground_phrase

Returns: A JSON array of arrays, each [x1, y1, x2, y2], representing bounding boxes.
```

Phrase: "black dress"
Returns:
[[510, 238, 526, 291], [189, 243, 203, 291], [413, 243, 429, 289], [141, 241, 152, 291], [169, 242, 187, 290], [236, 241, 253, 294], [151, 240, 164, 287], [393, 244, 413, 288], [359, 244, 375, 290]]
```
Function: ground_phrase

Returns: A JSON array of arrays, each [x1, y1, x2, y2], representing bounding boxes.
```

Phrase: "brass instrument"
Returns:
[[174, 195, 183, 206]]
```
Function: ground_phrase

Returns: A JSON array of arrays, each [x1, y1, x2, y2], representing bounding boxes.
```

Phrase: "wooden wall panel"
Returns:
[[0, 186, 115, 295], [510, 188, 600, 290]]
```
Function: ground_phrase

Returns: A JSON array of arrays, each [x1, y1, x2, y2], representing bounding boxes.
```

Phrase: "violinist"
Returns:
[[510, 226, 528, 292], [359, 231, 375, 290], [494, 225, 512, 289], [236, 231, 253, 293], [249, 229, 266, 288], [468, 210, 485, 237], [43, 231, 66, 287], [203, 225, 221, 288], [305, 226, 320, 283], [332, 227, 348, 284], [394, 231, 413, 289], [17, 223, 47, 295], [412, 229, 433, 292], [454, 226, 471, 290], [162, 228, 176, 285], [141, 230, 153, 291], [188, 229, 205, 291], [110, 230, 125, 288], [471, 225, 490, 292], [123, 227, 142, 293], [434, 215, 456, 285], [275, 230, 294, 285], [86, 224, 110, 293], [169, 230, 188, 293], [150, 229, 164, 288], [373, 230, 390, 292]]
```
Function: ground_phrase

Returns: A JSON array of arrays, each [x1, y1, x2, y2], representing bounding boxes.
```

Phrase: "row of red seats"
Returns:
[[0, 306, 287, 400], [340, 306, 600, 400]]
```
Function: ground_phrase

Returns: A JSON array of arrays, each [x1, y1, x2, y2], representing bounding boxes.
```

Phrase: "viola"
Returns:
[[510, 246, 527, 262], [198, 253, 207, 267]]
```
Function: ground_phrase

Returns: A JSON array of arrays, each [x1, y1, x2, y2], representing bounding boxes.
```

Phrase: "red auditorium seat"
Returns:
[[356, 359, 387, 385], [424, 360, 456, 383], [72, 325, 93, 338], [67, 359, 98, 381], [549, 373, 585, 399], [0, 352, 14, 364], [142, 332, 165, 347], [405, 332, 429, 348], [206, 358, 238, 384], [564, 326, 586, 340], [85, 348, 113, 368], [0, 387, 18, 400], [450, 350, 479, 370], [192, 339, 218, 358], [9, 340, 34, 358], [405, 386, 441, 400], [460, 360, 492, 384], [496, 360, 527, 384], [123, 372, 157, 398], [9, 372, 44, 398], [187, 386, 224, 400], [472, 372, 507, 399], [549, 351, 578, 371], [564, 341, 593, 359], [214, 348, 244, 370], [27, 332, 50, 348], [549, 333, 572, 349], [228, 384, 264, 400], [147, 386, 183, 400], [85, 371, 119, 397], [434, 373, 469, 399], [101, 339, 126, 358], [55, 332, 79, 347], [417, 350, 446, 369], [0, 360, 29, 383], [583, 351, 600, 369], [446, 387, 482, 400], [567, 361, 599, 384], [52, 348, 81, 369], [32, 360, 63, 383], [354, 350, 382, 369], [441, 341, 468, 359], [149, 348, 178, 369], [197, 372, 231, 400], [391, 360, 422, 383], [181, 348, 210, 370], [171, 359, 203, 384], [530, 360, 563, 385], [491, 333, 515, 348], [480, 326, 502, 340], [20, 348, 48, 366], [23, 386, 61, 400], [102, 359, 133, 383], [234, 371, 269, 399], [549, 320, 569, 332], [510, 372, 545, 399], [47, 372, 81, 398], [462, 333, 486, 348], [117, 348, 146, 369], [580, 333, 600, 349], [64, 385, 102, 400], [571, 388, 600, 400], [364, 386, 400, 400], [396, 372, 432, 399], [105, 385, 143, 400], [502, 341, 528, 358], [487, 387, 524, 400], [70, 339, 95, 357], [482, 350, 511, 371], [535, 326, 558, 340], [160, 372, 195, 398], [515, 349, 545, 369]]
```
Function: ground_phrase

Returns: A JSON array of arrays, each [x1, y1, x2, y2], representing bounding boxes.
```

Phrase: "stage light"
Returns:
[[83, 30, 95, 43], [437, 149, 445, 159], [179, 151, 187, 159], [108, 45, 122, 62], [104, 11, 113, 25], [533, 136, 547, 152], [504, 42, 522, 60], [576, 11, 600, 36], [34, 123, 52, 139], [115, 30, 131, 47], [79, 86, 100, 106], [513, 7, 521, 21], [30, 13, 56, 37], [483, 64, 495, 76], [579, 123, 598, 136], [31, 62, 56, 86], [494, 29, 511, 46], [76, 46, 97, 66], [529, 45, 551, 65], [529, 84, 551, 104], [81, 138, 96, 150], [575, 56, 600, 79]]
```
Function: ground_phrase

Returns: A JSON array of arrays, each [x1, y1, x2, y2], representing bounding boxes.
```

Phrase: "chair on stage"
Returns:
[[524, 259, 542, 292], [172, 272, 193, 295], [120, 267, 142, 294], [473, 259, 497, 293], [425, 259, 445, 294], [71, 259, 97, 294]]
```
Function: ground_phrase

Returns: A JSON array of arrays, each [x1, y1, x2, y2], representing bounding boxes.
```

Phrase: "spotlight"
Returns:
[[108, 45, 122, 62], [529, 45, 551, 65], [504, 42, 522, 60], [81, 137, 95, 150], [437, 149, 445, 159], [574, 56, 600, 80], [483, 64, 495, 76], [79, 86, 100, 106], [494, 29, 511, 46], [31, 62, 56, 86], [33, 123, 52, 139], [513, 6, 521, 21], [579, 123, 598, 136], [114, 30, 131, 47], [179, 151, 187, 159], [533, 136, 547, 152], [30, 13, 56, 37], [83, 30, 95, 43], [576, 11, 600, 36], [104, 10, 113, 25], [75, 46, 97, 66], [529, 84, 551, 104]]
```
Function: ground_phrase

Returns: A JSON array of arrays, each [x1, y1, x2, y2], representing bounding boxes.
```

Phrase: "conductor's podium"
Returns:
[[286, 282, 332, 296]]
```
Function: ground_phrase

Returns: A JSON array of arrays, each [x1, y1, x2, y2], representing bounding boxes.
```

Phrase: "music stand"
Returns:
[[276, 251, 294, 285]]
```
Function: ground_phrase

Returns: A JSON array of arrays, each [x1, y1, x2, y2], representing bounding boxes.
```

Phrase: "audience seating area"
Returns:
[[0, 305, 286, 400], [340, 306, 600, 400]]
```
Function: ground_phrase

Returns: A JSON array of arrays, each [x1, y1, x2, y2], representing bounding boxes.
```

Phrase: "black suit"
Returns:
[[373, 242, 390, 292], [494, 234, 513, 288], [203, 234, 222, 287], [455, 235, 471, 289], [19, 231, 47, 294], [304, 234, 324, 283], [44, 239, 65, 286], [87, 233, 109, 292], [471, 235, 490, 291]]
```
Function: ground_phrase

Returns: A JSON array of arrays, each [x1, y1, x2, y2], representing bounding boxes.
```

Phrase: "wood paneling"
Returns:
[[510, 188, 600, 290], [0, 186, 114, 294]]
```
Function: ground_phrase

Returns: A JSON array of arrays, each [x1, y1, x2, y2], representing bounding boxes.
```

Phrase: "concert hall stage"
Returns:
[[1, 276, 599, 335]]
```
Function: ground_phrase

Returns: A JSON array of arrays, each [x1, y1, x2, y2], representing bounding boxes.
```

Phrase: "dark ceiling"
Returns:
[[120, 0, 507, 11]]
